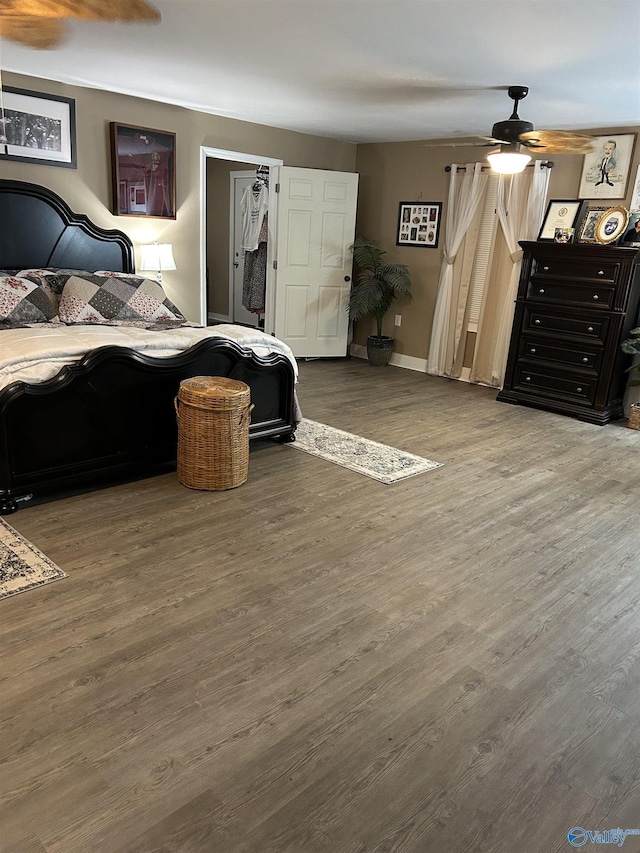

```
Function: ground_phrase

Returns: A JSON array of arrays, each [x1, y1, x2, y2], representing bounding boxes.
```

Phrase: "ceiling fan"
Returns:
[[429, 86, 595, 174], [0, 0, 160, 48]]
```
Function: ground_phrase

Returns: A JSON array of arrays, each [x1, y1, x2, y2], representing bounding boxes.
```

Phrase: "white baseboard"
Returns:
[[350, 344, 428, 373]]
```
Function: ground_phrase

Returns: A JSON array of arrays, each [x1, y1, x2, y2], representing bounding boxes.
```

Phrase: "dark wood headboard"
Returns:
[[0, 180, 135, 273]]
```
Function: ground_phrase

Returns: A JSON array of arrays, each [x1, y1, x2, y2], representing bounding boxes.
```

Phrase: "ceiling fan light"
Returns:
[[487, 150, 531, 175]]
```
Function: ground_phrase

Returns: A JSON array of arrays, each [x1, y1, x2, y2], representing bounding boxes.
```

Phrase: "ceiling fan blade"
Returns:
[[519, 130, 595, 154], [423, 136, 501, 148], [0, 0, 159, 19], [0, 15, 63, 46]]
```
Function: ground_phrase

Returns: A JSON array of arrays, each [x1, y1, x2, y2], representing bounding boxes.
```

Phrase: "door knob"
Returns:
[[344, 276, 351, 282]]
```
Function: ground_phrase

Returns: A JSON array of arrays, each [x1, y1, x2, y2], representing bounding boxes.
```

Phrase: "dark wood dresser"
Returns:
[[497, 241, 640, 424]]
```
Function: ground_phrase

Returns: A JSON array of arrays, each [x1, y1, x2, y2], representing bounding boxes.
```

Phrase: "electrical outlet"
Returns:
[[394, 314, 402, 327]]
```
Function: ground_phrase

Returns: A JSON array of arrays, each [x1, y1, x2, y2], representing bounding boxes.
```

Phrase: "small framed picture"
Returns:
[[110, 122, 176, 219], [554, 227, 574, 244], [577, 206, 609, 244], [538, 199, 586, 241], [594, 206, 630, 245], [621, 211, 640, 247], [0, 86, 76, 168], [397, 201, 442, 248], [578, 133, 636, 200], [629, 163, 640, 212]]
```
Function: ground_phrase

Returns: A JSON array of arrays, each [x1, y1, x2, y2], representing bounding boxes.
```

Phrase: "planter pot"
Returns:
[[367, 335, 394, 366]]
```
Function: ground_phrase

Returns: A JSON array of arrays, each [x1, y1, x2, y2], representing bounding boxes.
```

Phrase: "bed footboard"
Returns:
[[0, 338, 296, 513]]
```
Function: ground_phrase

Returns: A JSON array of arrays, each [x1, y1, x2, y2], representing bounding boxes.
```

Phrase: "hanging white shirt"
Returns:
[[241, 184, 269, 251]]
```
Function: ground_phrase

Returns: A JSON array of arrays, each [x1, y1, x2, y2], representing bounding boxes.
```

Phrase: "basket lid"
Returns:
[[179, 376, 250, 400]]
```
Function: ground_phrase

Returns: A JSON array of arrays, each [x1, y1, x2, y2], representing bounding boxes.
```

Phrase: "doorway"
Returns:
[[199, 146, 282, 328]]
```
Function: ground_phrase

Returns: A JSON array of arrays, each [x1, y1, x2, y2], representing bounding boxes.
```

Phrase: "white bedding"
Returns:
[[0, 323, 298, 393]]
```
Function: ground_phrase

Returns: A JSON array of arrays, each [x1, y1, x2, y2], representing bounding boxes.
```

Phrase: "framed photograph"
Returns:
[[538, 199, 586, 241], [578, 134, 636, 200], [594, 206, 630, 245], [0, 86, 76, 168], [554, 227, 574, 244], [110, 123, 176, 219], [576, 205, 609, 244], [397, 201, 442, 248], [629, 163, 640, 212], [621, 210, 640, 246]]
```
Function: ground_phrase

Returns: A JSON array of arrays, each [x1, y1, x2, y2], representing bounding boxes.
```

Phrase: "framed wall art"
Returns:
[[110, 123, 176, 219], [629, 163, 640, 212], [0, 87, 76, 168], [538, 199, 586, 241], [578, 133, 636, 200], [397, 201, 442, 248]]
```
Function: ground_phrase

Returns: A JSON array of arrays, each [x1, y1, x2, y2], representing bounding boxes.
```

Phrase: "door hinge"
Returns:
[[275, 183, 280, 193], [273, 260, 278, 270]]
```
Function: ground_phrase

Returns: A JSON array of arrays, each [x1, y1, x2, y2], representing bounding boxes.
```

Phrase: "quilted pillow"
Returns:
[[0, 274, 59, 326], [58, 272, 185, 324], [17, 268, 91, 297]]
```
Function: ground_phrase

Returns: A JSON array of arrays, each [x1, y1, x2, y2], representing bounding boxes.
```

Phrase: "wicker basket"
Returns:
[[175, 376, 254, 490], [628, 403, 640, 431]]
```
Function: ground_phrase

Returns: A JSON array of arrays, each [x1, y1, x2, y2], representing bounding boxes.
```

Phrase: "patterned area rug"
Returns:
[[0, 518, 67, 600], [288, 419, 443, 484]]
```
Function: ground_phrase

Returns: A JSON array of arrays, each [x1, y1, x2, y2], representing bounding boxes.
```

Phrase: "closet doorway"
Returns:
[[200, 147, 359, 357]]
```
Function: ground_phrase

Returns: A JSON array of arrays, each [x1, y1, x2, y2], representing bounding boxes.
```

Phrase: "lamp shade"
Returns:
[[487, 148, 531, 175], [140, 243, 176, 272]]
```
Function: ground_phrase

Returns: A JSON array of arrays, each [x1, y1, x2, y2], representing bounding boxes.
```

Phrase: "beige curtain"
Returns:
[[427, 163, 488, 376], [471, 161, 550, 387]]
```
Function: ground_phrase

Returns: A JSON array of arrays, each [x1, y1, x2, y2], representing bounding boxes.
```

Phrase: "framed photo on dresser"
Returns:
[[538, 199, 586, 241]]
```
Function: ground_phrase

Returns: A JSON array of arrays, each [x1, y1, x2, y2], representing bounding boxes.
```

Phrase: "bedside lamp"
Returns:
[[140, 242, 176, 284]]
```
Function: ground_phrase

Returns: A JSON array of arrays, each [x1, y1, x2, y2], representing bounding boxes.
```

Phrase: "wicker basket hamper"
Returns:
[[629, 403, 640, 431], [175, 376, 254, 490]]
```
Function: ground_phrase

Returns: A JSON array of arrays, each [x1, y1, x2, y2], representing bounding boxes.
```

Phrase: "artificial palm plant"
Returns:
[[348, 235, 412, 365]]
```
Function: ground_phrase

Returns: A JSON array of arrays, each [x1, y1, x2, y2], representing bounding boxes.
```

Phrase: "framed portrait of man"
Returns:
[[578, 134, 635, 200]]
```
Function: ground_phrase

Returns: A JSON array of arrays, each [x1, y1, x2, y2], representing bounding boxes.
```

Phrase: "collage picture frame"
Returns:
[[397, 201, 442, 248]]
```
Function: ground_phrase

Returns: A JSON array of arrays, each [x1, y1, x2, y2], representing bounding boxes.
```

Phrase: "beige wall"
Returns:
[[354, 126, 640, 362], [2, 72, 356, 321]]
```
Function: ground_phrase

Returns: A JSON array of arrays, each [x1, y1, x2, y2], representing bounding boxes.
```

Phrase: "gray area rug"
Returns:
[[289, 419, 443, 484], [0, 518, 67, 600]]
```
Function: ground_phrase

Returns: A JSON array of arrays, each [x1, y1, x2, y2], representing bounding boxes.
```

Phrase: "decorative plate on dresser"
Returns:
[[497, 241, 640, 425]]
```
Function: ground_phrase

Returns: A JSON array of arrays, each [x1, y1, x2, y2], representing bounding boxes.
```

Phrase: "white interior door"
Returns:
[[230, 171, 260, 327], [272, 166, 358, 358]]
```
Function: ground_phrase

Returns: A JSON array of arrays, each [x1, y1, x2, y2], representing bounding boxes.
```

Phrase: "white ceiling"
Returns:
[[2, 0, 640, 144]]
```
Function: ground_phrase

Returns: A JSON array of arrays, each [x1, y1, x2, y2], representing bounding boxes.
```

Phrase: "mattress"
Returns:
[[0, 323, 298, 394]]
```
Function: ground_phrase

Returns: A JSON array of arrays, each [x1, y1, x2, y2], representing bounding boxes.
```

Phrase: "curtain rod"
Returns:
[[444, 161, 553, 172]]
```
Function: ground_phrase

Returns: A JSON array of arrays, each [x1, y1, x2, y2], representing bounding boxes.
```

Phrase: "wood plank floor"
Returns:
[[1, 358, 639, 853]]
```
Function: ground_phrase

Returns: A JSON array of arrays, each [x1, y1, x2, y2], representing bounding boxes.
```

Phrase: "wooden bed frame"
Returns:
[[0, 180, 297, 514]]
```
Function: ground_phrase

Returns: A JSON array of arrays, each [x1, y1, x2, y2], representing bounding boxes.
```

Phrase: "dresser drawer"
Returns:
[[531, 256, 619, 283], [513, 365, 596, 405], [522, 305, 610, 343], [526, 279, 615, 309], [519, 337, 603, 372]]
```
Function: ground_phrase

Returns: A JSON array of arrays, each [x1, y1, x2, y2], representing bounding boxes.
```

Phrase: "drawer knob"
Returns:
[[535, 319, 541, 325], [593, 294, 599, 300], [598, 270, 604, 276], [577, 387, 583, 393], [525, 376, 531, 382], [587, 326, 594, 332], [539, 288, 545, 294], [582, 357, 589, 363], [543, 266, 549, 271], [530, 348, 536, 354]]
